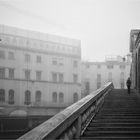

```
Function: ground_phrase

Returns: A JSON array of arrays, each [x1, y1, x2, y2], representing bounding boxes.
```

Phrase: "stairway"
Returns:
[[81, 89, 140, 140]]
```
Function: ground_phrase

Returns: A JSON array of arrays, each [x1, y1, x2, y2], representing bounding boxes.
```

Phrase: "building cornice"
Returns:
[[0, 78, 81, 86], [0, 44, 81, 59]]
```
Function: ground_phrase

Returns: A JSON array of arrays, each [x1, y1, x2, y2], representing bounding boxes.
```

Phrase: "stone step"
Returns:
[[86, 126, 140, 131], [92, 119, 140, 123], [104, 108, 140, 111], [80, 89, 140, 140], [97, 114, 140, 116], [89, 122, 140, 127], [99, 111, 140, 114], [83, 130, 140, 137], [95, 116, 140, 119], [81, 136, 140, 140]]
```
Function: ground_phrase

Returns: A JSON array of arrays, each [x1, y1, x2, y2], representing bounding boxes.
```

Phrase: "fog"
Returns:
[[0, 0, 140, 61]]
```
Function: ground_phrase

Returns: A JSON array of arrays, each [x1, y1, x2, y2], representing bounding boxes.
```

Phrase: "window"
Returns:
[[120, 65, 125, 69], [72, 47, 76, 52], [59, 92, 64, 103], [52, 72, 57, 82], [25, 54, 30, 62], [59, 73, 64, 83], [97, 74, 101, 82], [24, 90, 31, 105], [35, 91, 41, 102], [0, 68, 5, 78], [5, 37, 10, 42], [97, 82, 101, 89], [107, 65, 114, 69], [0, 50, 5, 59], [97, 65, 101, 69], [59, 58, 63, 66], [120, 72, 124, 88], [8, 68, 14, 79], [85, 81, 90, 95], [0, 89, 5, 102], [36, 55, 41, 63], [120, 72, 124, 80], [73, 60, 78, 68], [36, 71, 42, 81], [73, 92, 78, 103], [24, 70, 30, 80], [86, 64, 90, 68], [52, 92, 57, 102], [8, 52, 14, 60], [8, 90, 14, 104], [52, 58, 57, 65], [108, 72, 112, 82], [73, 74, 78, 83], [13, 38, 17, 44]]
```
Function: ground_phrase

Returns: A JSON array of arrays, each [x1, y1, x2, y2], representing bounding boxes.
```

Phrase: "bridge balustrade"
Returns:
[[17, 82, 113, 140]]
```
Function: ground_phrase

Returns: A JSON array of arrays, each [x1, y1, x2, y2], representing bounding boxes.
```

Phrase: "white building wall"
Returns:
[[82, 59, 131, 96], [0, 25, 81, 109]]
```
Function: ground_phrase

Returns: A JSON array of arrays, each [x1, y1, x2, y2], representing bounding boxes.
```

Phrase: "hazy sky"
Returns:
[[0, 0, 140, 61]]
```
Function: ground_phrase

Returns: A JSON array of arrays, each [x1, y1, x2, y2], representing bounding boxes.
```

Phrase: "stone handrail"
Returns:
[[17, 82, 113, 140]]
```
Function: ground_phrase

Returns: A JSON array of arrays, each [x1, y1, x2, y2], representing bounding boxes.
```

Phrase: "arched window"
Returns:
[[97, 74, 101, 89], [0, 89, 5, 102], [52, 92, 57, 103], [85, 81, 90, 95], [8, 89, 14, 104], [25, 90, 31, 105], [73, 92, 78, 103], [97, 74, 101, 82], [120, 72, 124, 80], [35, 90, 41, 102], [108, 72, 112, 82], [97, 82, 101, 89], [59, 92, 64, 103], [120, 72, 125, 89]]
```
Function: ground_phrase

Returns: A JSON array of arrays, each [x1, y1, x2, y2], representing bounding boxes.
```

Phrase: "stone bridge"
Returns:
[[17, 82, 140, 139]]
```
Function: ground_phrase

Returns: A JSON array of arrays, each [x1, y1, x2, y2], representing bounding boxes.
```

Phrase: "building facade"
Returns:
[[0, 25, 81, 116], [82, 56, 131, 97], [130, 29, 140, 92]]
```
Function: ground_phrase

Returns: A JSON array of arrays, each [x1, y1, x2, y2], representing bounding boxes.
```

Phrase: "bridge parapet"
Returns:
[[17, 82, 113, 140]]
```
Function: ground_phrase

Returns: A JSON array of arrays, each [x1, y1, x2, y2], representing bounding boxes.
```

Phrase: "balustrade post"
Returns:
[[75, 115, 82, 139]]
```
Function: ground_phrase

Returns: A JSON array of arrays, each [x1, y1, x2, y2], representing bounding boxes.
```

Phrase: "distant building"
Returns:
[[82, 55, 131, 97], [130, 29, 140, 92], [0, 25, 81, 116]]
